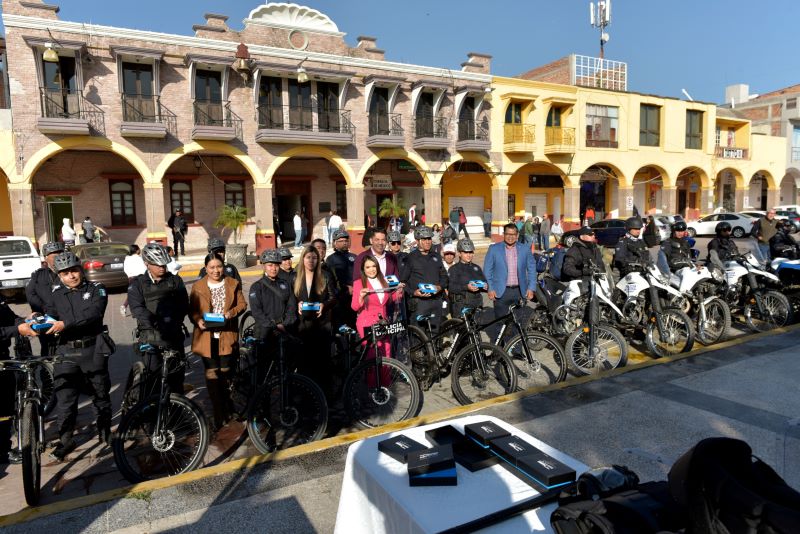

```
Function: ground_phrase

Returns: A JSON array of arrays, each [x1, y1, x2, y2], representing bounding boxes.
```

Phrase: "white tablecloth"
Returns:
[[334, 415, 589, 534]]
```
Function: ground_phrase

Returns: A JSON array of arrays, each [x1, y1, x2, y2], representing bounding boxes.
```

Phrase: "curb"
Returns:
[[2, 322, 798, 527]]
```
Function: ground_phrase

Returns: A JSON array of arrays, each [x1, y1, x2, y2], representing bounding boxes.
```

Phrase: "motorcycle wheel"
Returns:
[[744, 291, 792, 332], [696, 298, 731, 346], [645, 308, 694, 358]]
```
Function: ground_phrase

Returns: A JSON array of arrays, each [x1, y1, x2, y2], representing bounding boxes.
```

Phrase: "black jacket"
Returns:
[[562, 240, 605, 282], [167, 214, 188, 235], [249, 275, 297, 339], [400, 249, 449, 299], [661, 237, 694, 272], [128, 273, 189, 339], [707, 237, 740, 264], [770, 230, 799, 259], [25, 266, 59, 314], [613, 235, 650, 274], [447, 261, 486, 310], [326, 250, 357, 297], [0, 301, 21, 357], [46, 280, 108, 342]]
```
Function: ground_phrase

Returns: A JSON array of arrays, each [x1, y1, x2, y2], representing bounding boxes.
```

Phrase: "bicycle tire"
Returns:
[[121, 361, 151, 414], [230, 343, 260, 419], [744, 290, 792, 333], [21, 401, 41, 506], [344, 358, 421, 429], [645, 308, 695, 358], [247, 374, 328, 454], [695, 298, 731, 346], [239, 310, 255, 338], [38, 362, 56, 416], [112, 394, 209, 483], [406, 324, 434, 366], [450, 342, 517, 405], [565, 324, 627, 376], [503, 332, 568, 390], [436, 318, 466, 353]]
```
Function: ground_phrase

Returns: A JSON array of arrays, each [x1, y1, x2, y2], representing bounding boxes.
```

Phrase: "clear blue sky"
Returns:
[[3, 0, 798, 103]]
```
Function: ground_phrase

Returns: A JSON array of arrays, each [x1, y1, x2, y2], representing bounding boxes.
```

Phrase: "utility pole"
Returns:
[[589, 1, 611, 59]]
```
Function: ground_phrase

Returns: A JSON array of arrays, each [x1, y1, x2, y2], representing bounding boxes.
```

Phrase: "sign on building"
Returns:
[[369, 175, 393, 190]]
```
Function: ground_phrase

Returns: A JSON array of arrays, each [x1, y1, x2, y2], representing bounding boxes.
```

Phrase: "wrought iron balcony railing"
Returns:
[[193, 100, 242, 138], [368, 112, 403, 136], [121, 94, 177, 135], [413, 115, 449, 139], [39, 87, 105, 133], [458, 119, 489, 141], [256, 104, 354, 134]]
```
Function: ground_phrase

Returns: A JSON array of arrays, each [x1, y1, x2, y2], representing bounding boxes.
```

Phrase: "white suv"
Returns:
[[0, 236, 43, 297]]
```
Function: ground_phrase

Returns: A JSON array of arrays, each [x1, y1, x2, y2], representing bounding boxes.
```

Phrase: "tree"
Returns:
[[378, 197, 405, 219], [213, 204, 249, 244]]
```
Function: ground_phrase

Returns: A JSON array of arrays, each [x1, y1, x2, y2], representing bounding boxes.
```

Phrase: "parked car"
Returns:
[[773, 205, 800, 214], [0, 236, 42, 298], [70, 242, 132, 289], [686, 213, 756, 238], [562, 219, 628, 247]]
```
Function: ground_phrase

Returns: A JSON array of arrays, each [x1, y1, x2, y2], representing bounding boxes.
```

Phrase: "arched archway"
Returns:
[[715, 168, 745, 212], [675, 167, 709, 219], [748, 170, 776, 210], [780, 168, 800, 207], [154, 141, 261, 185], [507, 161, 567, 222], [358, 153, 428, 231], [441, 158, 495, 237], [631, 165, 669, 216], [356, 149, 430, 186], [266, 145, 355, 187], [578, 162, 626, 221]]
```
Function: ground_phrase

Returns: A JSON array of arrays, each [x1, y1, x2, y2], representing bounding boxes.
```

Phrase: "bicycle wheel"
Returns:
[[121, 361, 152, 414], [695, 298, 731, 346], [645, 308, 695, 358], [247, 374, 328, 454], [230, 343, 259, 419], [565, 324, 627, 376], [450, 343, 517, 405], [406, 324, 434, 366], [239, 310, 255, 338], [744, 290, 792, 333], [503, 332, 568, 390], [113, 394, 209, 483], [21, 401, 42, 506], [38, 362, 56, 416], [436, 318, 466, 353], [344, 358, 421, 429]]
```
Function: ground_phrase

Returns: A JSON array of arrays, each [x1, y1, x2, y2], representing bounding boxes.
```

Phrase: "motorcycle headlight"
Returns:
[[711, 267, 724, 282]]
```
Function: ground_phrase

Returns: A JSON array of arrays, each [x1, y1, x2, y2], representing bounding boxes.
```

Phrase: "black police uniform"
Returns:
[[26, 265, 60, 356], [46, 280, 113, 447], [661, 236, 694, 272], [770, 230, 799, 259], [0, 301, 21, 460], [198, 262, 241, 283], [278, 268, 295, 283], [707, 237, 740, 264], [248, 274, 298, 339], [400, 249, 449, 331], [128, 272, 190, 393], [447, 261, 486, 314], [562, 241, 605, 283], [613, 234, 650, 275], [326, 249, 357, 328], [394, 250, 410, 272]]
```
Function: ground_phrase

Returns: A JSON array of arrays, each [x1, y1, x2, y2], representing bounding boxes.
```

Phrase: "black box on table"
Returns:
[[378, 434, 428, 464], [464, 421, 511, 448], [488, 435, 576, 490], [407, 444, 457, 486], [425, 424, 499, 472]]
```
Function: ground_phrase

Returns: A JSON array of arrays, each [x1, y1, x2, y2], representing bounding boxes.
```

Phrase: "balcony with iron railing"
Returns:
[[503, 123, 536, 153], [715, 145, 749, 160], [412, 115, 450, 150], [254, 105, 354, 146], [120, 94, 177, 138], [366, 112, 405, 148], [544, 126, 576, 154], [38, 87, 105, 135], [192, 100, 243, 141], [456, 119, 490, 151]]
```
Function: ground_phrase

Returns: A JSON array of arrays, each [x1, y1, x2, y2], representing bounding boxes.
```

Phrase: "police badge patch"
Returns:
[[83, 292, 91, 300]]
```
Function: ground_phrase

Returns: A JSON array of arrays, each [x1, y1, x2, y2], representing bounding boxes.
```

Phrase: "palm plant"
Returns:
[[213, 204, 249, 244], [378, 198, 405, 219]]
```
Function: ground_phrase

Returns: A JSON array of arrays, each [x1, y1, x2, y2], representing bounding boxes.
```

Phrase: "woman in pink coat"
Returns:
[[351, 256, 405, 382]]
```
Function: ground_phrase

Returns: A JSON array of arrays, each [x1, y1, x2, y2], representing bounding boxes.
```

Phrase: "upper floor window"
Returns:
[[586, 104, 618, 148], [41, 56, 79, 118], [458, 96, 478, 140], [546, 107, 562, 127], [639, 104, 660, 147], [195, 69, 222, 102], [257, 76, 283, 129], [369, 86, 391, 135], [109, 180, 136, 226], [505, 102, 523, 124], [686, 110, 703, 150], [787, 98, 797, 110], [224, 181, 245, 207]]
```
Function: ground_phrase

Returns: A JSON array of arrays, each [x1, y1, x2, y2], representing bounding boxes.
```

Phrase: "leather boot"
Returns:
[[205, 378, 229, 431]]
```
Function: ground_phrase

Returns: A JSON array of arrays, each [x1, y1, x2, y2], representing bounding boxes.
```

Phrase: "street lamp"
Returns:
[[297, 57, 309, 84]]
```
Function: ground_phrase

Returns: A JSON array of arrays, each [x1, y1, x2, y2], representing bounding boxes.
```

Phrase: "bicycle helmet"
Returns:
[[388, 231, 402, 243], [260, 249, 282, 264], [625, 217, 644, 230], [142, 243, 171, 266], [53, 251, 81, 272], [42, 241, 65, 256], [279, 248, 293, 261], [715, 221, 732, 235], [331, 229, 350, 241], [671, 221, 688, 233], [414, 225, 434, 239], [207, 238, 226, 253], [457, 238, 475, 252]]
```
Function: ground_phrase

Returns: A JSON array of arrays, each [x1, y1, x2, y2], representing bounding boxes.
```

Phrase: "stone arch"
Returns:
[[22, 137, 152, 184], [438, 153, 500, 187], [507, 161, 568, 221], [265, 145, 355, 187], [780, 168, 800, 206], [577, 161, 627, 187], [154, 141, 262, 185], [631, 164, 670, 215], [676, 166, 711, 189], [716, 167, 745, 189], [356, 148, 430, 186], [752, 169, 777, 190]]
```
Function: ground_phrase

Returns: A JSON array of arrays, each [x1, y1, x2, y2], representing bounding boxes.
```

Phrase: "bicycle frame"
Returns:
[[0, 359, 46, 462]]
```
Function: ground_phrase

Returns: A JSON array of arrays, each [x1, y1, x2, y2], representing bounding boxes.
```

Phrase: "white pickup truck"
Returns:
[[0, 236, 43, 297]]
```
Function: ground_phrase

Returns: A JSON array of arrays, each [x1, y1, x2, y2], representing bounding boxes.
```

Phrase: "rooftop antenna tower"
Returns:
[[590, 0, 611, 59]]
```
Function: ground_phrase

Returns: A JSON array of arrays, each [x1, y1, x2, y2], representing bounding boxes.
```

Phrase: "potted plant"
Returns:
[[213, 204, 249, 268], [378, 198, 405, 227]]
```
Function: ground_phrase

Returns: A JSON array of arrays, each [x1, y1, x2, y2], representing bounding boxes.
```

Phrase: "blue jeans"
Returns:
[[294, 230, 302, 248], [758, 243, 771, 262], [483, 222, 491, 237], [540, 232, 550, 250]]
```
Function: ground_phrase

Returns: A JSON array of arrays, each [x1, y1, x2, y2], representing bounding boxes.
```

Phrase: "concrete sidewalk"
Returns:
[[1, 326, 797, 533]]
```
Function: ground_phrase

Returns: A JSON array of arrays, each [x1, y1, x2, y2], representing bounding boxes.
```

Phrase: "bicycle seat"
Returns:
[[337, 325, 356, 335], [415, 314, 436, 322]]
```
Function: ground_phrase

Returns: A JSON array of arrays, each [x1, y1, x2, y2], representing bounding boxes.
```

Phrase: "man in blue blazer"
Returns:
[[484, 223, 538, 321]]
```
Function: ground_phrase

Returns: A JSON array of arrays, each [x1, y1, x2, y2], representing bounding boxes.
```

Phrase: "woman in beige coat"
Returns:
[[190, 254, 246, 429]]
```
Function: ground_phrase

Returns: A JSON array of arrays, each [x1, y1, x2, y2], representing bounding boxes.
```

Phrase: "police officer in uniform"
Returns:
[[446, 239, 486, 316], [400, 226, 448, 332], [249, 250, 298, 341], [27, 241, 65, 357], [128, 243, 189, 394], [45, 252, 114, 460], [388, 231, 408, 271], [326, 229, 357, 328], [198, 238, 241, 282], [707, 221, 740, 270], [613, 217, 650, 275], [278, 248, 295, 283], [769, 220, 800, 259], [562, 227, 606, 284], [661, 221, 694, 272]]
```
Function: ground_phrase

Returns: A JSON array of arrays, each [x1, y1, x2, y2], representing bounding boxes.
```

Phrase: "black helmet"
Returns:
[[671, 221, 688, 233], [457, 238, 475, 252], [260, 249, 282, 264], [625, 217, 644, 230], [207, 238, 226, 253], [142, 243, 171, 266], [715, 221, 732, 235], [42, 241, 65, 256], [279, 248, 293, 261], [53, 251, 81, 272], [388, 231, 402, 243], [414, 226, 434, 239]]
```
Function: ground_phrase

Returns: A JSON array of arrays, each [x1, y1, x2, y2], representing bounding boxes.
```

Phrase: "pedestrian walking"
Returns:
[[323, 210, 332, 245], [60, 218, 76, 246], [121, 244, 146, 317], [753, 209, 778, 262], [81, 217, 95, 244], [293, 211, 303, 249], [483, 208, 492, 238], [551, 216, 564, 245], [539, 213, 551, 251], [167, 209, 187, 259], [328, 210, 343, 241], [457, 207, 470, 239]]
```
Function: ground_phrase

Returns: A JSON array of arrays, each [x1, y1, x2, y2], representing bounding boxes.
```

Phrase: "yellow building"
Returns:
[[475, 70, 787, 231]]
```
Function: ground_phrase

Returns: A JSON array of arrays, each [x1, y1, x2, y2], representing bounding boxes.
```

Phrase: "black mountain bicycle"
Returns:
[[113, 344, 209, 483]]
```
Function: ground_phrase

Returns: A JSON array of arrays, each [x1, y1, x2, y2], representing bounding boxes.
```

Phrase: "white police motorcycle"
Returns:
[[718, 252, 791, 332]]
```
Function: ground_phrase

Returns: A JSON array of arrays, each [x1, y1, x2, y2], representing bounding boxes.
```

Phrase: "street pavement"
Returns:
[[0, 235, 790, 519]]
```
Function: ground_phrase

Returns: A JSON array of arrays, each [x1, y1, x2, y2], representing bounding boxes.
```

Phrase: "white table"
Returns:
[[334, 415, 588, 534]]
